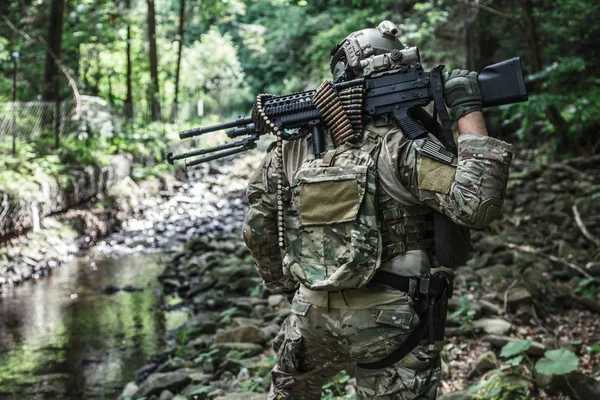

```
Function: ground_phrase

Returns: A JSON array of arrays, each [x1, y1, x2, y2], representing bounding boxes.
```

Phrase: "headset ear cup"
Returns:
[[332, 60, 347, 83]]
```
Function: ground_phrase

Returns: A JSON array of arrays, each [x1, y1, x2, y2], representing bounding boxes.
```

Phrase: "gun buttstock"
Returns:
[[479, 57, 529, 108]]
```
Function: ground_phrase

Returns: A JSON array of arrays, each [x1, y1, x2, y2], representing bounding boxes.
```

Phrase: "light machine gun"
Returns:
[[167, 48, 528, 168]]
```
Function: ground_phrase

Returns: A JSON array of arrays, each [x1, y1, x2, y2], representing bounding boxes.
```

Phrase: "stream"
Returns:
[[0, 156, 257, 399], [0, 252, 190, 399]]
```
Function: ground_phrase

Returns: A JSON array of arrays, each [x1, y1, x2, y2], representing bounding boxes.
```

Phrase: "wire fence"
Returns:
[[0, 93, 205, 156], [0, 101, 73, 140]]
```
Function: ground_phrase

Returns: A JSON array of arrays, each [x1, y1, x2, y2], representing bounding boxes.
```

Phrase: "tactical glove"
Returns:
[[443, 69, 482, 120]]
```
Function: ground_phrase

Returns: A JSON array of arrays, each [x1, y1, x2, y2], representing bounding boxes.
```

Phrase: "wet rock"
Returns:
[[132, 371, 191, 398], [157, 357, 186, 372], [118, 381, 139, 400], [135, 362, 159, 381], [215, 325, 266, 345], [468, 351, 497, 377], [101, 284, 120, 294], [472, 318, 512, 335]]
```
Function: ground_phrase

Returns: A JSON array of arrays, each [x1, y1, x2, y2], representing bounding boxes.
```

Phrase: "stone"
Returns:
[[477, 264, 510, 282], [543, 371, 600, 399], [468, 351, 497, 377], [159, 390, 175, 400], [215, 325, 266, 345], [438, 393, 472, 400], [118, 381, 138, 400], [507, 286, 532, 306], [132, 372, 191, 399], [157, 357, 186, 372], [210, 342, 264, 358], [268, 294, 286, 307], [477, 299, 503, 316], [220, 393, 268, 400], [261, 324, 281, 341], [475, 236, 505, 253], [232, 317, 263, 327], [472, 318, 513, 335]]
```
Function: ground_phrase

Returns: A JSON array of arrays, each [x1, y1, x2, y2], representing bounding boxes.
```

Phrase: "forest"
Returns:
[[0, 0, 599, 399]]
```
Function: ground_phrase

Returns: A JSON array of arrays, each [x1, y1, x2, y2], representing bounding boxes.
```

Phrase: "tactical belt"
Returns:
[[358, 271, 452, 370]]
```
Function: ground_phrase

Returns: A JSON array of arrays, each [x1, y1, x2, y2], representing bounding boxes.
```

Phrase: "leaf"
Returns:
[[587, 341, 600, 354], [467, 380, 490, 394], [500, 340, 532, 358], [484, 387, 502, 398], [504, 355, 524, 367], [535, 348, 579, 376]]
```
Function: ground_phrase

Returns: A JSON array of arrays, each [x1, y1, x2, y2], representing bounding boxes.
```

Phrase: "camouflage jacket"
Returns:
[[243, 124, 513, 294]]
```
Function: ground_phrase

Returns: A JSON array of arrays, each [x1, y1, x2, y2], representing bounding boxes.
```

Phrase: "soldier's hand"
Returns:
[[443, 69, 482, 120]]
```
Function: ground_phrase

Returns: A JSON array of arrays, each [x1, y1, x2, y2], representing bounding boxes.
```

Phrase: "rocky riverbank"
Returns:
[[115, 151, 600, 400]]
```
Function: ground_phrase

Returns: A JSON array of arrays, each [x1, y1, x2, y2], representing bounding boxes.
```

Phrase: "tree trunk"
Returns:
[[519, 0, 568, 151], [465, 7, 480, 71], [172, 0, 186, 121], [147, 0, 161, 121], [125, 0, 134, 121], [519, 0, 542, 73], [43, 0, 66, 102]]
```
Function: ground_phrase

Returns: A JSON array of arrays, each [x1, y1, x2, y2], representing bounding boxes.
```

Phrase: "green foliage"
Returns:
[[193, 348, 219, 364], [449, 296, 477, 328], [500, 340, 532, 358], [219, 307, 238, 324], [322, 373, 353, 399], [574, 278, 598, 298], [535, 348, 579, 376], [468, 371, 534, 400], [586, 341, 600, 355]]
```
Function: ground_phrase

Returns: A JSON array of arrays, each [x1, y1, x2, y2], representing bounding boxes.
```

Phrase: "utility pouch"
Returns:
[[283, 139, 382, 291], [433, 212, 471, 267]]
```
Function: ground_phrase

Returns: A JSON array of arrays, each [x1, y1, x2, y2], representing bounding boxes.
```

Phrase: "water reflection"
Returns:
[[0, 253, 189, 399]]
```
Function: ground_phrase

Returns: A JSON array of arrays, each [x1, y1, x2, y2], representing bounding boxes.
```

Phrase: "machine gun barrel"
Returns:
[[167, 135, 258, 167], [179, 116, 253, 139]]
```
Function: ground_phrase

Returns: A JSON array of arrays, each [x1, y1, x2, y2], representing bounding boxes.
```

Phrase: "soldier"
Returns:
[[243, 21, 512, 399]]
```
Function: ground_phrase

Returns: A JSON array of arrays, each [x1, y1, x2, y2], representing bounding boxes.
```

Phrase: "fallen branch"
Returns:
[[503, 279, 518, 314], [572, 204, 600, 248], [505, 242, 592, 279]]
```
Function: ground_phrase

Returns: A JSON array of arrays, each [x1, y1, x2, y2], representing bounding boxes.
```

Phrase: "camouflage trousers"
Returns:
[[267, 291, 441, 399]]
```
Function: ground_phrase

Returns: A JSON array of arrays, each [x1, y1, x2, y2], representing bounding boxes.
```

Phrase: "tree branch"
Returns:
[[2, 15, 82, 117], [505, 242, 592, 279], [572, 204, 600, 248], [461, 0, 524, 30]]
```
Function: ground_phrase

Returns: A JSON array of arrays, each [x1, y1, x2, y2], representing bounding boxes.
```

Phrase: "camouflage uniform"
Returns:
[[243, 122, 512, 399]]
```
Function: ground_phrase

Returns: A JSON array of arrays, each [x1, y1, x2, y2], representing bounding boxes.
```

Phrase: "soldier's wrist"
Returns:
[[457, 111, 488, 136]]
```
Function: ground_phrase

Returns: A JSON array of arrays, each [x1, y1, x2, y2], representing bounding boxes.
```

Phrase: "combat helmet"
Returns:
[[330, 20, 404, 83]]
